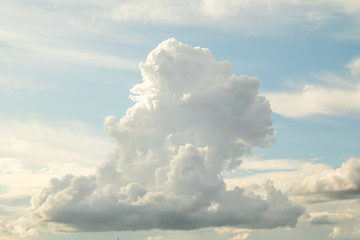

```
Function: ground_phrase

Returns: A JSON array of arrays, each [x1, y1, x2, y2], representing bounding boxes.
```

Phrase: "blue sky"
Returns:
[[1, 1, 360, 240]]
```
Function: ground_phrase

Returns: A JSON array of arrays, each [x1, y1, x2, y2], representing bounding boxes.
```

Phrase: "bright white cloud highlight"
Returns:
[[30, 39, 303, 232]]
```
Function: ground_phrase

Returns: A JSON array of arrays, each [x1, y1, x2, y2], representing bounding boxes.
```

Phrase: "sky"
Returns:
[[1, 0, 360, 240]]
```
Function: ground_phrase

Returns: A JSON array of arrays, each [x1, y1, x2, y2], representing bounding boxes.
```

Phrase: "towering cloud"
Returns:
[[31, 39, 303, 231]]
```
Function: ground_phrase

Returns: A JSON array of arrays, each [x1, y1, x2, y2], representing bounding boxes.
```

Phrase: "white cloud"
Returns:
[[225, 157, 360, 238], [291, 158, 360, 203], [329, 226, 341, 238], [0, 3, 140, 71], [0, 119, 111, 169], [0, 119, 110, 203], [215, 227, 252, 240], [108, 0, 360, 34], [0, 217, 38, 240], [265, 58, 360, 118], [30, 39, 303, 232], [146, 236, 162, 240], [0, 28, 140, 71], [0, 119, 112, 239], [323, 217, 360, 239], [225, 157, 331, 195], [266, 84, 360, 118], [28, 46, 140, 71], [347, 57, 360, 76], [1, 0, 359, 77]]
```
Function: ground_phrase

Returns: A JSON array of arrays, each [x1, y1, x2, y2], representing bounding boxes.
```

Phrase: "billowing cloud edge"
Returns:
[[292, 157, 360, 203]]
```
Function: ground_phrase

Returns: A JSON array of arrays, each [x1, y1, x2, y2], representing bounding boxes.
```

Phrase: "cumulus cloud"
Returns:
[[0, 217, 38, 240], [31, 38, 303, 232], [292, 158, 360, 203]]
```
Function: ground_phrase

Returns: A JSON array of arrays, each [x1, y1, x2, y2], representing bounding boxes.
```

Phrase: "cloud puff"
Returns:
[[31, 38, 303, 232], [0, 217, 38, 240], [292, 158, 360, 203]]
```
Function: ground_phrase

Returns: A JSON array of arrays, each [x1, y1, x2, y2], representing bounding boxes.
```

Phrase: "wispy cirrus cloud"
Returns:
[[109, 0, 360, 35], [0, 1, 140, 71], [0, 28, 140, 71]]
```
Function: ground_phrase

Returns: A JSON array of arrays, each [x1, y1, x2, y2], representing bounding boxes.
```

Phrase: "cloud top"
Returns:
[[31, 38, 303, 232]]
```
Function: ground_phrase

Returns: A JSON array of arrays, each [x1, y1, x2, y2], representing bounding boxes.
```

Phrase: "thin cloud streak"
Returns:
[[108, 0, 360, 35], [265, 57, 360, 118]]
